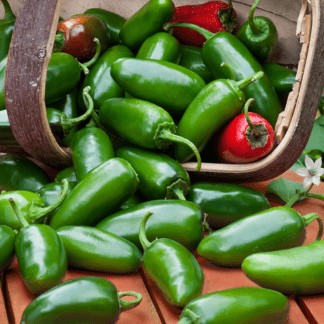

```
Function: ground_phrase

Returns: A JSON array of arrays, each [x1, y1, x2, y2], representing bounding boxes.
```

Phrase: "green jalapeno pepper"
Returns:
[[116, 146, 190, 201], [110, 57, 206, 118], [165, 23, 282, 128], [242, 239, 324, 295], [139, 211, 204, 307], [56, 225, 142, 273], [119, 0, 175, 52], [10, 198, 68, 295], [78, 45, 134, 111], [178, 45, 214, 84], [118, 194, 142, 211], [83, 8, 126, 45], [96, 199, 205, 251], [20, 276, 143, 324], [136, 31, 180, 62], [186, 182, 270, 229], [0, 153, 50, 192], [197, 206, 323, 268], [49, 158, 139, 229], [174, 68, 264, 163], [0, 0, 15, 62], [0, 224, 16, 273], [37, 181, 75, 222], [98, 98, 201, 170], [261, 62, 297, 97], [69, 126, 115, 182], [235, 0, 278, 62], [177, 287, 289, 324], [0, 179, 69, 230], [54, 166, 77, 184]]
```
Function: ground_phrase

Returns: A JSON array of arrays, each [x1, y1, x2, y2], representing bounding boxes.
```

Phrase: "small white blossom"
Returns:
[[295, 155, 324, 188]]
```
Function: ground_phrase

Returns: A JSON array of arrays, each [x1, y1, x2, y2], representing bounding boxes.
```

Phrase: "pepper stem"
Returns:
[[178, 309, 200, 324], [28, 179, 69, 223], [236, 71, 264, 91], [166, 179, 189, 200], [118, 291, 143, 312], [139, 211, 154, 251], [61, 86, 93, 135], [83, 38, 101, 68], [8, 198, 30, 228], [164, 22, 215, 41], [302, 213, 324, 242], [244, 98, 260, 136], [248, 0, 263, 35], [221, 62, 236, 81], [0, 0, 15, 23], [155, 123, 202, 171]]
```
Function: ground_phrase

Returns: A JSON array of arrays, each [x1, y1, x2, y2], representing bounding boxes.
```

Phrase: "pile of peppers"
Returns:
[[0, 0, 324, 323]]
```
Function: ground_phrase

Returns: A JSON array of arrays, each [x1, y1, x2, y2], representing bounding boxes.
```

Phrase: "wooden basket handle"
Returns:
[[4, 0, 71, 169]]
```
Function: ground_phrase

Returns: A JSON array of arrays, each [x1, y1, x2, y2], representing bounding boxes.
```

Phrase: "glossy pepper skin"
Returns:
[[20, 276, 143, 324], [136, 31, 180, 62], [0, 180, 69, 230], [0, 225, 16, 273], [83, 8, 126, 45], [165, 23, 282, 128], [116, 146, 190, 201], [110, 57, 206, 118], [54, 166, 77, 184], [118, 194, 142, 211], [45, 52, 83, 105], [261, 62, 296, 97], [54, 14, 110, 62], [197, 206, 323, 267], [119, 0, 175, 52], [49, 158, 139, 229], [69, 126, 114, 182], [242, 240, 324, 295], [0, 153, 50, 192], [139, 212, 204, 307], [217, 98, 275, 163], [99, 98, 201, 170], [174, 69, 263, 163], [200, 31, 282, 128], [0, 0, 15, 62], [78, 45, 134, 111], [56, 225, 142, 273], [186, 182, 270, 229], [178, 45, 214, 84], [37, 182, 75, 222], [177, 287, 289, 324], [169, 0, 237, 47], [235, 0, 278, 61], [10, 198, 67, 295], [96, 199, 204, 252]]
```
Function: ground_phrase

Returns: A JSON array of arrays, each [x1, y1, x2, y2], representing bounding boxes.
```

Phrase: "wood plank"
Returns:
[[0, 274, 9, 324], [4, 261, 162, 324]]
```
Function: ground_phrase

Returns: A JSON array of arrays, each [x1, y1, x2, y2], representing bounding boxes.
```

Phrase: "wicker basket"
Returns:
[[1, 0, 324, 182]]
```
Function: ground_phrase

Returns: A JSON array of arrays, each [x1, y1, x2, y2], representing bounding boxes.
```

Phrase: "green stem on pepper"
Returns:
[[0, 0, 15, 25], [220, 62, 236, 81], [61, 86, 93, 136], [302, 213, 324, 242], [248, 0, 263, 35], [83, 38, 101, 68], [138, 211, 154, 251], [118, 291, 143, 312], [9, 198, 29, 228]]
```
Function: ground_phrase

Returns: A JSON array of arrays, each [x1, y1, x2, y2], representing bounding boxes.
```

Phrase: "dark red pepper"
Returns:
[[54, 14, 110, 62], [168, 0, 237, 47], [217, 98, 275, 163]]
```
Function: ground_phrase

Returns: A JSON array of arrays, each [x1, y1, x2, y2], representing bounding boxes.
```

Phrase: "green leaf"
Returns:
[[289, 158, 305, 171], [265, 178, 307, 205], [304, 115, 324, 152]]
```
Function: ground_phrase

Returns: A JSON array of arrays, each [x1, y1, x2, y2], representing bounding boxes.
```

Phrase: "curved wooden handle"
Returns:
[[4, 0, 71, 169]]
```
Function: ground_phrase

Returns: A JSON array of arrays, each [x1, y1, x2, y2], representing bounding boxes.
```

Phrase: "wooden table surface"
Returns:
[[1, 169, 324, 324]]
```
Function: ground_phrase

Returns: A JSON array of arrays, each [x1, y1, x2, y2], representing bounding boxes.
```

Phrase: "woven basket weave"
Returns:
[[1, 0, 324, 182]]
